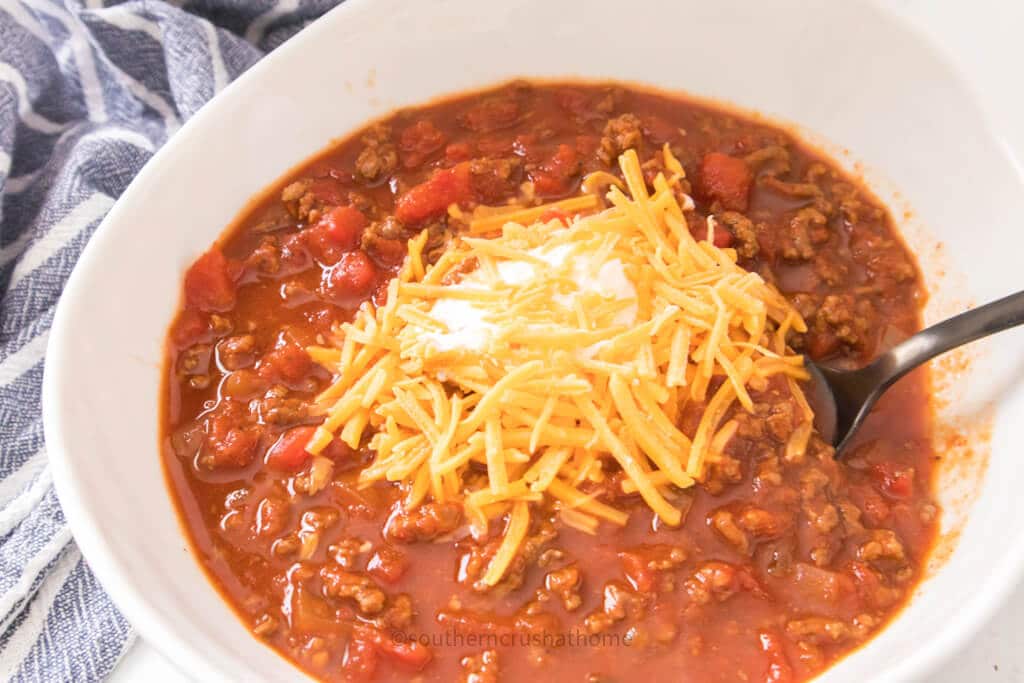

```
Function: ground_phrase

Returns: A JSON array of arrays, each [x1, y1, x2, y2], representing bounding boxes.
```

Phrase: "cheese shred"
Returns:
[[306, 147, 811, 585]]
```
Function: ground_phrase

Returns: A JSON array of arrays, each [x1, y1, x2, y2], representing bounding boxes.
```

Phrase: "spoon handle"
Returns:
[[873, 289, 1024, 390]]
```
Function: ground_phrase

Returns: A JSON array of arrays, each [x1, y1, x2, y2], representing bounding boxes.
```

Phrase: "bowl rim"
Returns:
[[42, 1, 1024, 681]]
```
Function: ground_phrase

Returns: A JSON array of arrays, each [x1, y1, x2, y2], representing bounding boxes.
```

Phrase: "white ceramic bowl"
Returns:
[[43, 0, 1024, 681]]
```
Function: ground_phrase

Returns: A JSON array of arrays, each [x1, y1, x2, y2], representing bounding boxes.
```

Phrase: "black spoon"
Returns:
[[805, 290, 1024, 456]]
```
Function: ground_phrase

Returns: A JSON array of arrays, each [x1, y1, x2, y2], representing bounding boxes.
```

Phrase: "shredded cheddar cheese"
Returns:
[[306, 147, 811, 585]]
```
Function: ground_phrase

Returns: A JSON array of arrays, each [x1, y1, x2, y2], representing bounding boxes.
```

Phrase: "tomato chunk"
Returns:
[[849, 484, 891, 525], [350, 626, 431, 672], [871, 462, 915, 499], [204, 403, 259, 468], [367, 545, 408, 584], [539, 208, 570, 226], [394, 163, 472, 224], [399, 120, 446, 168], [758, 630, 795, 683], [322, 205, 367, 251], [530, 143, 580, 196], [620, 550, 656, 592], [172, 310, 208, 347], [341, 637, 378, 681], [698, 152, 752, 211], [265, 425, 316, 470], [706, 221, 733, 248], [184, 248, 237, 311], [444, 142, 472, 163], [327, 250, 379, 297], [258, 341, 312, 384]]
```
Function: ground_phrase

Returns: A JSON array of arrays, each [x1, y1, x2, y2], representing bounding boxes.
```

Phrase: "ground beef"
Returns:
[[256, 385, 309, 426], [458, 92, 524, 132], [469, 157, 522, 203], [354, 123, 398, 182], [858, 529, 906, 564], [245, 237, 282, 274], [701, 451, 744, 495], [683, 562, 763, 605], [781, 207, 829, 261], [319, 566, 386, 615], [460, 650, 499, 683], [817, 293, 876, 351], [367, 593, 414, 630], [734, 397, 797, 444], [384, 502, 462, 542], [178, 343, 212, 377], [814, 252, 849, 286], [743, 145, 791, 177], [738, 506, 794, 539], [460, 520, 558, 594], [361, 216, 407, 265], [329, 537, 371, 570], [715, 211, 759, 259], [217, 334, 257, 371], [786, 617, 856, 645], [543, 565, 582, 611], [598, 113, 643, 165], [584, 580, 649, 634], [710, 509, 750, 554]]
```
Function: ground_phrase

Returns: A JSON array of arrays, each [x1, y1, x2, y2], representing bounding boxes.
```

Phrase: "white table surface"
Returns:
[[108, 1, 1024, 680]]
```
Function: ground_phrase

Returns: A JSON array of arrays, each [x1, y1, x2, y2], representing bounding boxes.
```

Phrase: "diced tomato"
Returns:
[[210, 427, 258, 468], [205, 405, 259, 468], [697, 152, 753, 211], [849, 560, 879, 590], [445, 142, 473, 163], [530, 144, 580, 196], [355, 626, 432, 671], [321, 205, 367, 251], [707, 222, 733, 248], [539, 208, 570, 226], [849, 484, 891, 525], [620, 551, 656, 592], [258, 341, 313, 384], [459, 96, 520, 133], [555, 88, 588, 116], [184, 248, 237, 312], [265, 425, 316, 470], [806, 331, 840, 360], [642, 116, 677, 145], [292, 587, 351, 636], [789, 563, 854, 609], [319, 438, 367, 473], [172, 310, 208, 347], [871, 462, 915, 499], [758, 630, 795, 683], [394, 163, 472, 224], [304, 177, 347, 209], [304, 227, 343, 265], [367, 545, 408, 583], [327, 250, 379, 297], [476, 135, 515, 156], [848, 560, 891, 609], [366, 238, 406, 267], [576, 134, 600, 157], [512, 133, 539, 160], [399, 120, 446, 168], [341, 637, 378, 681]]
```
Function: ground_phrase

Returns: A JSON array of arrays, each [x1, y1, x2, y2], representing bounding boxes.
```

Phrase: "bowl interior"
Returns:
[[44, 0, 1024, 680]]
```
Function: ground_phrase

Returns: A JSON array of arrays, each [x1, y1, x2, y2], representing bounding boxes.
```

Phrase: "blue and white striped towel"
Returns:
[[0, 2, 341, 679]]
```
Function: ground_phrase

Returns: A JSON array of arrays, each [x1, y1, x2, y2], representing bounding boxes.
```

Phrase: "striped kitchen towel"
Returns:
[[0, 1, 341, 680]]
